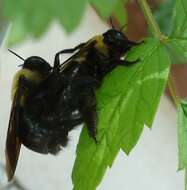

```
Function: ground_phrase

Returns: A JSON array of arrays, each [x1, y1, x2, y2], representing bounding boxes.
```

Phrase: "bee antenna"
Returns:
[[8, 49, 25, 61], [109, 17, 115, 30], [120, 24, 127, 32]]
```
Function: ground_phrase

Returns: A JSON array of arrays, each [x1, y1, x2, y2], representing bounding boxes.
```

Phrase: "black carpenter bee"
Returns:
[[5, 49, 72, 181], [5, 26, 140, 181], [56, 28, 140, 139]]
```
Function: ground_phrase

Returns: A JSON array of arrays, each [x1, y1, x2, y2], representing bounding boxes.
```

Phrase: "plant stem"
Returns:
[[138, 0, 167, 41], [138, 0, 180, 107], [168, 72, 180, 107]]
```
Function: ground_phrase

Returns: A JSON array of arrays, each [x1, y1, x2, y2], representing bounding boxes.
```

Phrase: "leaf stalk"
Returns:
[[138, 0, 180, 107], [167, 72, 181, 107], [138, 0, 167, 41]]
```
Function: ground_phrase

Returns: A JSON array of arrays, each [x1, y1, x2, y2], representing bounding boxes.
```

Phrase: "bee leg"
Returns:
[[84, 106, 98, 143], [128, 39, 144, 47], [116, 58, 140, 67], [79, 87, 97, 143], [53, 43, 86, 71], [57, 43, 86, 54], [53, 53, 61, 73], [124, 59, 140, 66]]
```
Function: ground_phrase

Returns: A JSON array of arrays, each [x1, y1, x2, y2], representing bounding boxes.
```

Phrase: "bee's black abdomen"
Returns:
[[19, 111, 68, 154]]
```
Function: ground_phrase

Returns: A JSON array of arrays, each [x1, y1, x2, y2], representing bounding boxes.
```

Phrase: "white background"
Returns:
[[0, 7, 184, 190]]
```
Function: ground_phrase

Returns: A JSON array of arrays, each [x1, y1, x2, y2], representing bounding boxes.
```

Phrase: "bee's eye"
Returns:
[[114, 32, 124, 40]]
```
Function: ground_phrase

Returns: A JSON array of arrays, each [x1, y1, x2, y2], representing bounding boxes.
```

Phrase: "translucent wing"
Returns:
[[5, 77, 23, 181], [59, 40, 96, 72]]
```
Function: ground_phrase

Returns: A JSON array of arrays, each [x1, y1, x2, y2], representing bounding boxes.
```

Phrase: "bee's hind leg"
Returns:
[[78, 84, 98, 143]]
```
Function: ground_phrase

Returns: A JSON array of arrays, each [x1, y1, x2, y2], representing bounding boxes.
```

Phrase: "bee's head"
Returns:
[[103, 29, 137, 54], [22, 56, 52, 75]]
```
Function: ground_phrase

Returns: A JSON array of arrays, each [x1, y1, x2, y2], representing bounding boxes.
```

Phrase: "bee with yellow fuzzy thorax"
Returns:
[[10, 52, 52, 103], [6, 50, 54, 181]]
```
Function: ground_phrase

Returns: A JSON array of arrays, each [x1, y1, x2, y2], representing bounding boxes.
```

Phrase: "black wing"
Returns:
[[5, 76, 24, 181]]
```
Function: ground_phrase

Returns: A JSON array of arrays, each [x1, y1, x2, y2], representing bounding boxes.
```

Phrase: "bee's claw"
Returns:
[[93, 136, 98, 144]]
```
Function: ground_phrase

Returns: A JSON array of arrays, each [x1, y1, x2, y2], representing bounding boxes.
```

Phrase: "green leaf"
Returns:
[[3, 0, 23, 19], [154, 0, 175, 36], [72, 38, 170, 190], [4, 0, 87, 45], [168, 0, 187, 63], [90, 0, 119, 18], [167, 38, 187, 64], [7, 15, 28, 46], [177, 101, 187, 190], [186, 170, 187, 190], [113, 0, 127, 27], [171, 0, 187, 38], [23, 0, 54, 37], [178, 101, 187, 170], [0, 1, 9, 45], [57, 0, 87, 33]]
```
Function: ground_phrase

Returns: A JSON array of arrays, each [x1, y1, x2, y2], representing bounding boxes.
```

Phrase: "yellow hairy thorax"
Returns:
[[11, 68, 44, 102], [91, 35, 108, 55]]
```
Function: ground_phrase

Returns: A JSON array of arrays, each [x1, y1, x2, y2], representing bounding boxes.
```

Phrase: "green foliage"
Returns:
[[4, 0, 87, 45], [113, 0, 127, 26], [72, 39, 170, 190], [3, 0, 187, 189], [178, 102, 187, 190], [4, 0, 56, 45], [3, 0, 128, 46], [170, 1, 187, 188], [168, 0, 187, 63], [56, 0, 87, 33], [178, 102, 187, 171], [167, 38, 187, 64], [90, 0, 118, 18], [154, 0, 175, 36], [170, 0, 187, 38], [154, 0, 187, 63]]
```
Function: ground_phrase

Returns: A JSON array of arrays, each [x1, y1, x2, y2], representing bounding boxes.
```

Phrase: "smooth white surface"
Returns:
[[0, 7, 184, 190]]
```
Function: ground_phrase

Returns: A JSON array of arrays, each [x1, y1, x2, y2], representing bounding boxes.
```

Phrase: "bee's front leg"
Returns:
[[58, 43, 86, 54], [53, 43, 86, 71], [123, 59, 140, 66], [116, 58, 140, 67]]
